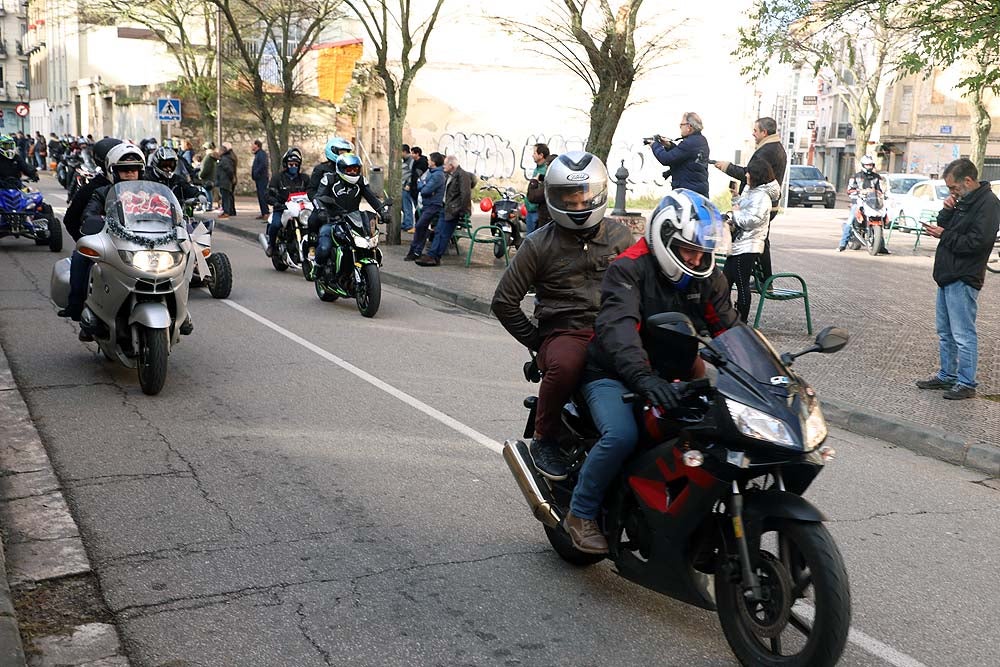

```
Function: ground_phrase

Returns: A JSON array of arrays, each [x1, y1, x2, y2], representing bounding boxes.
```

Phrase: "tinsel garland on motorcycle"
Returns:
[[106, 217, 178, 249]]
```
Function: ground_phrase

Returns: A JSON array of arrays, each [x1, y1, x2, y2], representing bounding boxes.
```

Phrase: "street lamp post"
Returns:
[[15, 81, 26, 133]]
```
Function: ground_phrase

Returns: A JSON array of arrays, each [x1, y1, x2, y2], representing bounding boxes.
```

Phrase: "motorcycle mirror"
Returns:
[[815, 326, 849, 354], [479, 175, 488, 182], [646, 312, 698, 338]]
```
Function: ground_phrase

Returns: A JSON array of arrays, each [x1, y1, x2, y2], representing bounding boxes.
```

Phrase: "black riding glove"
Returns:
[[634, 375, 681, 410]]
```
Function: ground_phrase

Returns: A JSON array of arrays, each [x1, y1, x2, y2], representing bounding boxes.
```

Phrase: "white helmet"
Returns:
[[861, 155, 875, 172], [646, 189, 725, 285], [544, 151, 609, 231], [105, 142, 146, 182]]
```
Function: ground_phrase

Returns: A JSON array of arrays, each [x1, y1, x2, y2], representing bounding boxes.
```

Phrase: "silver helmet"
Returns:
[[544, 151, 609, 231]]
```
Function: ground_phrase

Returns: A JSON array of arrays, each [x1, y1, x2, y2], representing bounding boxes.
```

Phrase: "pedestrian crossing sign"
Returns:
[[157, 98, 182, 122]]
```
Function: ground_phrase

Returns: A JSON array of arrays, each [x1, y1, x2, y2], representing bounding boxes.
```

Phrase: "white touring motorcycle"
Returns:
[[51, 182, 197, 395], [258, 191, 315, 279]]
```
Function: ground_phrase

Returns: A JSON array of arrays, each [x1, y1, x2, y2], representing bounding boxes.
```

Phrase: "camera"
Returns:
[[643, 136, 657, 146]]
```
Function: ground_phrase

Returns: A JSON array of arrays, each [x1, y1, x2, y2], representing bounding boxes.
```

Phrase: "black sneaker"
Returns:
[[78, 329, 94, 343], [179, 317, 194, 336], [915, 375, 952, 390], [404, 252, 419, 261], [943, 385, 975, 400], [529, 439, 569, 481]]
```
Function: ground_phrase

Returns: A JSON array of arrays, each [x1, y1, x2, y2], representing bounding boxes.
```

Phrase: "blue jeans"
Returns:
[[570, 378, 639, 520], [401, 191, 414, 230], [266, 210, 283, 245], [840, 205, 858, 247], [935, 281, 980, 388], [316, 223, 336, 266], [408, 205, 441, 257], [428, 217, 458, 259], [525, 210, 539, 235]]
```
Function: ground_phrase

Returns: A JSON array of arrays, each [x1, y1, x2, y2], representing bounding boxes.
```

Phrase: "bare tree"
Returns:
[[209, 0, 342, 171], [735, 0, 912, 169], [342, 0, 447, 245], [498, 0, 682, 163], [80, 0, 217, 137]]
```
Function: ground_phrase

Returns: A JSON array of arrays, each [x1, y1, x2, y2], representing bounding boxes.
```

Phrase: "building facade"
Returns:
[[0, 0, 30, 134], [879, 68, 1000, 180]]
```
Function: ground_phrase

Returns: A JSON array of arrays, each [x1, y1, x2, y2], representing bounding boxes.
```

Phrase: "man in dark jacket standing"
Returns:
[[649, 112, 710, 197], [216, 143, 237, 218], [916, 158, 1000, 400], [416, 155, 471, 266], [714, 117, 787, 280], [409, 146, 428, 211], [251, 139, 270, 219]]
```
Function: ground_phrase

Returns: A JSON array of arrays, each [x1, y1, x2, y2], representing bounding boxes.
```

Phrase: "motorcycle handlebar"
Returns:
[[621, 377, 713, 404]]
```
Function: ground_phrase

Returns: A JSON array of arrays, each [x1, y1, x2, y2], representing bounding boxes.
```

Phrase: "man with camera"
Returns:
[[646, 112, 710, 197]]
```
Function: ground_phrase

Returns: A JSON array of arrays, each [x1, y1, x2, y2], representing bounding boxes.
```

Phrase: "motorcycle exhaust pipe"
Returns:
[[502, 439, 562, 529], [257, 233, 269, 253]]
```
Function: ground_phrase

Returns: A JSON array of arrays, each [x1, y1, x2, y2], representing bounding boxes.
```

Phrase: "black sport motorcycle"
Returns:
[[479, 176, 525, 256], [312, 197, 391, 318], [66, 149, 99, 204], [503, 314, 851, 667], [57, 149, 84, 189]]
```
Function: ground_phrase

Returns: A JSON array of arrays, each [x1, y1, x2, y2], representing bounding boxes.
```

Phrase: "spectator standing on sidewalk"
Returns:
[[198, 143, 218, 210], [649, 112, 710, 197], [525, 144, 553, 234], [400, 144, 415, 232], [48, 133, 63, 165], [714, 117, 787, 281], [724, 161, 778, 322], [15, 132, 28, 161], [526, 148, 557, 232], [216, 142, 237, 218], [916, 158, 1000, 400], [404, 152, 445, 261], [409, 147, 428, 223], [416, 155, 472, 267], [251, 139, 270, 220], [34, 132, 48, 170]]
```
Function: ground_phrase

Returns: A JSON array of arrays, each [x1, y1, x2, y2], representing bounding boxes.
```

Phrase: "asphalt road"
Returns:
[[0, 176, 998, 666]]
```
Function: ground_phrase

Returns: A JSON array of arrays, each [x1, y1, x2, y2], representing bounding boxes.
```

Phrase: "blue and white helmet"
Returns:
[[646, 189, 724, 284], [324, 137, 354, 161]]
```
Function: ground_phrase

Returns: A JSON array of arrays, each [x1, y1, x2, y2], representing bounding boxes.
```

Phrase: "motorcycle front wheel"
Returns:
[[867, 225, 885, 256], [206, 253, 233, 299], [716, 520, 850, 667], [137, 326, 169, 396], [356, 263, 381, 317]]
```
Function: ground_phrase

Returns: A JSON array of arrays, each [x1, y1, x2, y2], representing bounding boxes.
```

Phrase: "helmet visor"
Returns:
[[159, 159, 176, 173], [341, 164, 361, 178], [547, 182, 608, 212]]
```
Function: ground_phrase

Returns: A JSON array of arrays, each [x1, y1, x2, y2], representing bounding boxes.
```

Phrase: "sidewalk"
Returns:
[[215, 195, 1000, 476]]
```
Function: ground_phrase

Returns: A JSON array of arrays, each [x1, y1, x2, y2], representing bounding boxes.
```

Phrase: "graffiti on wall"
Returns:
[[437, 132, 518, 179], [437, 132, 673, 188]]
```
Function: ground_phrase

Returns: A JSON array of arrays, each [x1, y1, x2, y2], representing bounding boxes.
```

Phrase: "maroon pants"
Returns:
[[534, 329, 593, 441]]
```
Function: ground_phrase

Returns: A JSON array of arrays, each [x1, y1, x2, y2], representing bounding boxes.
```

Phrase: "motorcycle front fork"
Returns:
[[729, 479, 763, 601]]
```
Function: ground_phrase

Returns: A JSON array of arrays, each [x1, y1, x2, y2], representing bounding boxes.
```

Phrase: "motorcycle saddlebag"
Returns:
[[50, 257, 71, 309]]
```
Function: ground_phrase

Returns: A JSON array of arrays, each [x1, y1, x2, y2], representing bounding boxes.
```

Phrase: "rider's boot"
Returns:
[[563, 512, 608, 555], [179, 315, 194, 335]]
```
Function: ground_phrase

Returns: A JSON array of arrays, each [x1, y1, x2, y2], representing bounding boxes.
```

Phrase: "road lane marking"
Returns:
[[223, 299, 503, 453], [796, 603, 929, 667], [224, 298, 929, 667]]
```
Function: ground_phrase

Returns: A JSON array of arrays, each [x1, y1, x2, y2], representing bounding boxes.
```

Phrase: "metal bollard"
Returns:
[[611, 160, 630, 216]]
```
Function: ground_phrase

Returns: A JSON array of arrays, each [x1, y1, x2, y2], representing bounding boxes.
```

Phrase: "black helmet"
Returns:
[[281, 147, 303, 168], [93, 138, 123, 172]]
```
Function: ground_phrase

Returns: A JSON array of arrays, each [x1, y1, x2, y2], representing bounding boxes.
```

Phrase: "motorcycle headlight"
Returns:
[[353, 235, 371, 249], [119, 250, 184, 273], [725, 398, 798, 448], [298, 211, 310, 226], [804, 402, 827, 452]]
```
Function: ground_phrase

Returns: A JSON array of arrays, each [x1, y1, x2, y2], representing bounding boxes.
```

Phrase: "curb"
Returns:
[[214, 219, 999, 477], [0, 539, 26, 667]]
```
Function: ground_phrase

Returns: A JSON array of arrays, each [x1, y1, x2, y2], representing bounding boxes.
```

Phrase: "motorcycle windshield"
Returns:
[[81, 150, 97, 170], [863, 191, 884, 209], [345, 211, 374, 236], [105, 181, 183, 234], [711, 325, 788, 391]]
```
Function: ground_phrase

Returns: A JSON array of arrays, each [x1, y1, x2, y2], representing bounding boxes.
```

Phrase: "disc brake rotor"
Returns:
[[737, 551, 794, 639]]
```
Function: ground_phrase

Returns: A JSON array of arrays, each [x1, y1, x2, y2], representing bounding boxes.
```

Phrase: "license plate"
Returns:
[[808, 196, 823, 201]]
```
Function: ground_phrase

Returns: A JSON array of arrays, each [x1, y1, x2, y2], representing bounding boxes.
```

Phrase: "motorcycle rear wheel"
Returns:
[[356, 263, 381, 317], [137, 326, 169, 396], [716, 520, 850, 667], [985, 246, 999, 274], [46, 211, 62, 252], [271, 240, 289, 271], [314, 274, 340, 302]]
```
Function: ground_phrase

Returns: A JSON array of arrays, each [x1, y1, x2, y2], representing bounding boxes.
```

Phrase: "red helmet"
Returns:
[[479, 197, 494, 212]]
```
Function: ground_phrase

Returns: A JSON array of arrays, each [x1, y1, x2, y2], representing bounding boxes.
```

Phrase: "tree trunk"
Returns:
[[966, 86, 991, 173], [587, 83, 631, 164], [385, 112, 404, 245]]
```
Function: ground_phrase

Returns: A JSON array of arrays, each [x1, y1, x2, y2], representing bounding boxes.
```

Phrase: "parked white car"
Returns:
[[883, 173, 929, 219], [889, 179, 949, 222]]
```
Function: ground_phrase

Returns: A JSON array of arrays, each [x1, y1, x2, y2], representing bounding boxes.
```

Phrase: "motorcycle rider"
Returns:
[[491, 151, 633, 483], [144, 146, 204, 203], [0, 134, 39, 187], [838, 154, 885, 252], [264, 147, 310, 257], [311, 152, 385, 280], [58, 137, 123, 320], [564, 189, 738, 554]]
